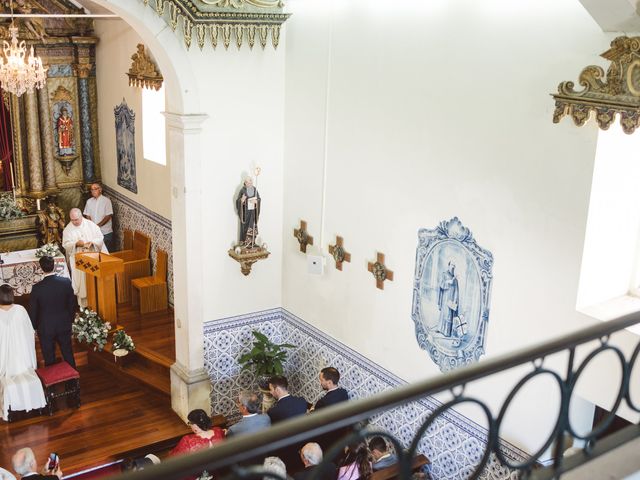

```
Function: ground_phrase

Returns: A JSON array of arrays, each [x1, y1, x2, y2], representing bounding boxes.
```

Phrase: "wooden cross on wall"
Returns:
[[328, 235, 351, 271], [367, 252, 394, 290], [293, 220, 314, 253]]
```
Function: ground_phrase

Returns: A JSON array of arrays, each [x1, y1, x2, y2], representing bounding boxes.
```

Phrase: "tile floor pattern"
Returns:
[[204, 308, 526, 480], [102, 186, 174, 304]]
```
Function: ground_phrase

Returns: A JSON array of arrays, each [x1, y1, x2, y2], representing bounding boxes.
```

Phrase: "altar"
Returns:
[[0, 249, 70, 296]]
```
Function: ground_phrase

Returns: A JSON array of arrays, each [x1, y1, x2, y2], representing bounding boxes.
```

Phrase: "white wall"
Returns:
[[94, 19, 172, 220], [281, 0, 640, 455]]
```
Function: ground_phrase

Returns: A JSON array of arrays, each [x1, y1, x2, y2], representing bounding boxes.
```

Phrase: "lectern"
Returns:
[[75, 252, 124, 328]]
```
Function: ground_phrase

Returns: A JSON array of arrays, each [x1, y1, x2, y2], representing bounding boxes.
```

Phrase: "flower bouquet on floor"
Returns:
[[112, 329, 135, 359], [35, 242, 61, 258], [72, 307, 111, 351]]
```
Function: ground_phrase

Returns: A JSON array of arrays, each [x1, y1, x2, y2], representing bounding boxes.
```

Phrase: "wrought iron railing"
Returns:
[[112, 312, 640, 480]]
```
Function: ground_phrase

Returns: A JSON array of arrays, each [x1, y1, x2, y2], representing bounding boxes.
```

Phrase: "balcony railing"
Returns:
[[113, 312, 640, 480]]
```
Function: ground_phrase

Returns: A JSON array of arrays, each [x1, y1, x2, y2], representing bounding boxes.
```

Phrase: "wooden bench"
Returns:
[[131, 249, 168, 314], [370, 454, 430, 480], [111, 230, 151, 304]]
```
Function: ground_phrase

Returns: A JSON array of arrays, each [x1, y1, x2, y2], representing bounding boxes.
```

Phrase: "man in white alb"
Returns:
[[62, 208, 106, 307], [83, 183, 114, 252]]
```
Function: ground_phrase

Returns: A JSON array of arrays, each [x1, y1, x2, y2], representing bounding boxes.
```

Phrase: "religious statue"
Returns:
[[56, 107, 74, 155], [36, 202, 66, 247], [235, 176, 261, 248], [131, 44, 156, 76]]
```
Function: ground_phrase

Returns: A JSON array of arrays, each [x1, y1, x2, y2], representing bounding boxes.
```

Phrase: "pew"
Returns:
[[370, 454, 430, 480]]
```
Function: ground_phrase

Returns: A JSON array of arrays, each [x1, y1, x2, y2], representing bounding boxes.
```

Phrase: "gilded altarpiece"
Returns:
[[0, 1, 101, 227]]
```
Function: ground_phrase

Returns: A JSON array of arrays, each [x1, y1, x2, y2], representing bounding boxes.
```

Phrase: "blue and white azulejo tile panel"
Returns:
[[203, 308, 526, 480]]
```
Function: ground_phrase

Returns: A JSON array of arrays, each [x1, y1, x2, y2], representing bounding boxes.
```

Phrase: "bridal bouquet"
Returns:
[[35, 243, 61, 258], [72, 307, 111, 351]]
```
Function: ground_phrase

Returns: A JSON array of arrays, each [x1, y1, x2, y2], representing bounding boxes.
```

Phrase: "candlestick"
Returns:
[[36, 199, 41, 211], [9, 161, 15, 200]]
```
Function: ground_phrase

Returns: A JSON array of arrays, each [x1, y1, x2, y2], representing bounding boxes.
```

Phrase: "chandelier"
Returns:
[[0, 14, 47, 97]]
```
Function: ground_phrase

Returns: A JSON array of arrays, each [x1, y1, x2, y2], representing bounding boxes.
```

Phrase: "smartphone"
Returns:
[[47, 453, 59, 471]]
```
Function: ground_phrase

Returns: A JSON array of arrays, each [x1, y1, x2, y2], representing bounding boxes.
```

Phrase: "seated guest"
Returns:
[[314, 367, 349, 410], [171, 409, 225, 456], [11, 448, 62, 479], [0, 284, 47, 421], [337, 443, 373, 480], [293, 443, 336, 480], [227, 391, 271, 437], [267, 375, 308, 424], [368, 436, 398, 471], [262, 456, 286, 479]]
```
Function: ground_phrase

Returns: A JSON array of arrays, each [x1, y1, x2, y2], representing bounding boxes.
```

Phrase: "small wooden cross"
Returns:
[[293, 220, 314, 253], [367, 252, 394, 290], [328, 235, 351, 271]]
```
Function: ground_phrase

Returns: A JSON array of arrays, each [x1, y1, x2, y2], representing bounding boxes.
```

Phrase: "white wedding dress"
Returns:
[[0, 304, 47, 420]]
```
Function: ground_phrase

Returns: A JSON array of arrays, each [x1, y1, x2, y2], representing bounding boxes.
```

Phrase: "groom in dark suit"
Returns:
[[29, 255, 77, 367]]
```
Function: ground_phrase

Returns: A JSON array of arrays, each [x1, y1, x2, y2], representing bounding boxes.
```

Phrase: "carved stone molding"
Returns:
[[142, 0, 290, 50], [127, 44, 163, 91], [552, 36, 640, 134]]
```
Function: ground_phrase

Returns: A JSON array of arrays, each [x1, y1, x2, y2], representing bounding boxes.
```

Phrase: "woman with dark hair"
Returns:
[[336, 443, 373, 480], [171, 409, 225, 456], [0, 284, 46, 420]]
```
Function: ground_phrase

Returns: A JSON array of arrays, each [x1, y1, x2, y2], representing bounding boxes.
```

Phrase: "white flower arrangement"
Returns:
[[112, 329, 135, 352], [72, 307, 111, 351], [35, 242, 61, 258], [0, 192, 25, 221]]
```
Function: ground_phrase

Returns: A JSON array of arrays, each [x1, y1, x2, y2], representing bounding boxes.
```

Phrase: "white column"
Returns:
[[165, 111, 211, 420]]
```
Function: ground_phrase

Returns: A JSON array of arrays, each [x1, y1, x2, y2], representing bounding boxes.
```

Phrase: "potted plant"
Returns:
[[72, 307, 110, 351], [238, 330, 295, 389], [112, 329, 135, 365]]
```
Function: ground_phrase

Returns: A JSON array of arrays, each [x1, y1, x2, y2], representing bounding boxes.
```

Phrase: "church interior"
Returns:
[[1, 0, 640, 479]]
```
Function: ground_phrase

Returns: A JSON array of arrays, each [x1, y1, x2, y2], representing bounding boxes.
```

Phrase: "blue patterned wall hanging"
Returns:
[[114, 98, 137, 194], [411, 217, 493, 372]]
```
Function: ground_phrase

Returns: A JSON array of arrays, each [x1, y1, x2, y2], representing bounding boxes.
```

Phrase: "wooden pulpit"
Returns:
[[75, 252, 124, 328]]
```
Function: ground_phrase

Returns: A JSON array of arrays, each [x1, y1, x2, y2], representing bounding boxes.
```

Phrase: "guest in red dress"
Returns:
[[171, 409, 225, 456]]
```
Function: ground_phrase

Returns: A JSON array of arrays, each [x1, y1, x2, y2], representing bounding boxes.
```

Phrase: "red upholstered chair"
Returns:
[[35, 361, 81, 416]]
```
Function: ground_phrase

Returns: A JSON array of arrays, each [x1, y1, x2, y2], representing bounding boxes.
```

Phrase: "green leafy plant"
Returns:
[[238, 330, 295, 377], [72, 307, 110, 351], [0, 193, 25, 221], [112, 329, 135, 352]]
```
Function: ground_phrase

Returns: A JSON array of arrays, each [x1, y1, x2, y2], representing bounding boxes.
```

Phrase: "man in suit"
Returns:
[[267, 375, 308, 424], [313, 367, 350, 451], [267, 375, 308, 472], [11, 448, 62, 479], [29, 256, 77, 367], [314, 367, 349, 410], [227, 391, 271, 437]]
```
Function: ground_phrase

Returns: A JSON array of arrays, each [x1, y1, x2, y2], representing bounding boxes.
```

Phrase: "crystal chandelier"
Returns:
[[0, 3, 47, 97]]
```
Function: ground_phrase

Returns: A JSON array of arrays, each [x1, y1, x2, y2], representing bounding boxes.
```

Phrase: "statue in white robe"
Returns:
[[0, 304, 47, 421], [62, 209, 107, 307]]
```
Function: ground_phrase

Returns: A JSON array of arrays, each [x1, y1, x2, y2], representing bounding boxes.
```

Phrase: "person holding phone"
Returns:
[[11, 448, 62, 479]]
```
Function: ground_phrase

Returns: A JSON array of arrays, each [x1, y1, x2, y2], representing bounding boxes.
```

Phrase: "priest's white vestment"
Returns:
[[62, 218, 107, 307], [0, 304, 46, 420]]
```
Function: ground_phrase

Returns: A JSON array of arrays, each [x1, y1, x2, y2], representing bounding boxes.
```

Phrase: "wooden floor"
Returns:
[[0, 304, 185, 477]]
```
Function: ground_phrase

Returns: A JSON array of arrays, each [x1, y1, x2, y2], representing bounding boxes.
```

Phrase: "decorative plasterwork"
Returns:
[[142, 0, 291, 50], [552, 36, 640, 134], [127, 44, 163, 91]]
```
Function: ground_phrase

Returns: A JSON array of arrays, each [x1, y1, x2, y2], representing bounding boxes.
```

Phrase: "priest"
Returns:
[[62, 208, 107, 307]]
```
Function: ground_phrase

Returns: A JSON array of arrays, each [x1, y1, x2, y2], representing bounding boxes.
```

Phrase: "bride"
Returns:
[[0, 284, 46, 421]]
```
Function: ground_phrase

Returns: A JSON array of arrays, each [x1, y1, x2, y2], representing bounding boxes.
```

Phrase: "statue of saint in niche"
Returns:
[[56, 107, 74, 156]]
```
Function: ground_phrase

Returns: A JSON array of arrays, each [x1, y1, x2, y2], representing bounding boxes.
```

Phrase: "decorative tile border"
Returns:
[[203, 309, 527, 480], [102, 186, 174, 304]]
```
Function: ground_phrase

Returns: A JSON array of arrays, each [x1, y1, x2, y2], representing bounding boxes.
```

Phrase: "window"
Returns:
[[142, 85, 166, 166]]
